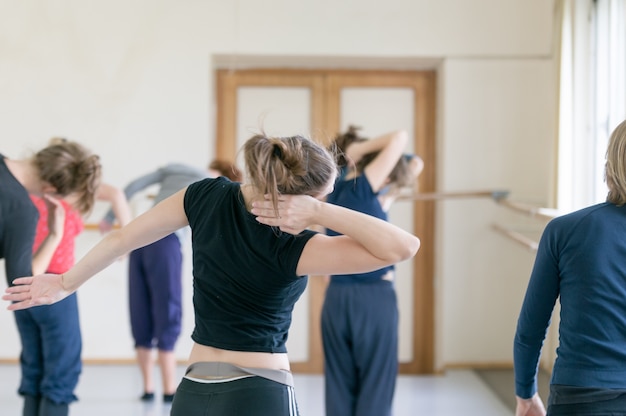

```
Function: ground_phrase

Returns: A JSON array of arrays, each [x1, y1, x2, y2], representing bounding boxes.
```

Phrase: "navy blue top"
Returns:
[[0, 155, 38, 286], [514, 202, 626, 398], [325, 173, 393, 283], [183, 177, 316, 353]]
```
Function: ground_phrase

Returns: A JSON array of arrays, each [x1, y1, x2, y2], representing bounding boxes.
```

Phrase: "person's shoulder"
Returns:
[[547, 202, 612, 230], [187, 176, 233, 195], [185, 177, 236, 215], [560, 202, 610, 218]]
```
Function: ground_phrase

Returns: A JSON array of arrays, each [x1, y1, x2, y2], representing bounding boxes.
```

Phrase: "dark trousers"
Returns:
[[128, 233, 182, 351], [548, 398, 626, 415], [321, 280, 399, 416], [14, 293, 82, 405], [171, 376, 299, 415], [548, 385, 626, 415]]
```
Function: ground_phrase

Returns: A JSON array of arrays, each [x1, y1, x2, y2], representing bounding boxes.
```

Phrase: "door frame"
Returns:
[[215, 68, 436, 374]]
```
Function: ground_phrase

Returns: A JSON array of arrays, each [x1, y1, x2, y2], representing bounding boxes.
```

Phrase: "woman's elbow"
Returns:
[[392, 130, 409, 147], [391, 235, 420, 263], [405, 235, 420, 259]]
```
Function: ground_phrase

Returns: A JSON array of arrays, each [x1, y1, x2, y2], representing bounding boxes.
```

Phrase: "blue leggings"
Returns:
[[128, 233, 182, 351], [13, 293, 82, 404]]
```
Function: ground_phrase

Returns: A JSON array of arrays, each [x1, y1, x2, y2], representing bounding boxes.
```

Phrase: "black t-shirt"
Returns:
[[0, 154, 38, 286], [183, 177, 316, 353]]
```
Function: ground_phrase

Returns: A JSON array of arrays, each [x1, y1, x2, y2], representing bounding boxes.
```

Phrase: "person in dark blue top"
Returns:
[[322, 125, 424, 416], [514, 119, 626, 416], [4, 133, 421, 416]]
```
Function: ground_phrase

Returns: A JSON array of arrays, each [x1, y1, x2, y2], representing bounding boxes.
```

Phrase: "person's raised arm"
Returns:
[[101, 168, 163, 226], [4, 189, 189, 311], [96, 182, 132, 233], [346, 130, 408, 192], [251, 194, 420, 276], [379, 154, 425, 212], [31, 195, 66, 275]]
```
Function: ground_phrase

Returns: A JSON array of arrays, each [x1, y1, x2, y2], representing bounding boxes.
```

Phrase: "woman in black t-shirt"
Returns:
[[5, 133, 420, 416]]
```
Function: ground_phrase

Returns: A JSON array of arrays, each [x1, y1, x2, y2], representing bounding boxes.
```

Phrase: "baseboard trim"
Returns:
[[443, 361, 513, 370]]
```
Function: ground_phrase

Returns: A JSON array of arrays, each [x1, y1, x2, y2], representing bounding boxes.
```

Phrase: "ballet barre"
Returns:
[[397, 190, 510, 201], [493, 197, 559, 252], [83, 223, 120, 231], [397, 188, 559, 252], [491, 223, 539, 252], [495, 199, 559, 221]]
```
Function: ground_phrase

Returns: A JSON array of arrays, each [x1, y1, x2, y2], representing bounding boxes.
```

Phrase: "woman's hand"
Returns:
[[515, 393, 546, 416], [43, 194, 66, 238], [3, 274, 71, 311], [251, 194, 321, 235]]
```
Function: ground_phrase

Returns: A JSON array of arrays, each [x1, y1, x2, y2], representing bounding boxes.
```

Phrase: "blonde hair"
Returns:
[[34, 138, 102, 214], [605, 120, 626, 206], [243, 134, 337, 214]]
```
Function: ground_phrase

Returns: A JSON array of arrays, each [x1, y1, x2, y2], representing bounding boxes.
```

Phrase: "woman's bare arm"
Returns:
[[346, 130, 408, 192], [5, 189, 189, 310], [31, 195, 65, 275], [251, 194, 420, 276]]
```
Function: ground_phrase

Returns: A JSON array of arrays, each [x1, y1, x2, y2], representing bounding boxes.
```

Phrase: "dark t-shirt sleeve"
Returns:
[[3, 209, 37, 286]]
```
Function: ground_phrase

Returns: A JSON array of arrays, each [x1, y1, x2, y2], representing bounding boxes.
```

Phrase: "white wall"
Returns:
[[0, 0, 558, 369]]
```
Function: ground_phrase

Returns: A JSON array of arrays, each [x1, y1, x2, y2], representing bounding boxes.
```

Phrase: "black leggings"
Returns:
[[171, 376, 299, 416]]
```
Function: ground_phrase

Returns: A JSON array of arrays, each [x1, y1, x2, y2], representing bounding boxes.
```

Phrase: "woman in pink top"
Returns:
[[24, 181, 130, 416]]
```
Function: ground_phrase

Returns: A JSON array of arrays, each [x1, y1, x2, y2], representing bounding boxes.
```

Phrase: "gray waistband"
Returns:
[[185, 362, 294, 387]]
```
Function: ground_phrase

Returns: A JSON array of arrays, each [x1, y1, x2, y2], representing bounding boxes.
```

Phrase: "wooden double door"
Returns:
[[215, 68, 436, 374]]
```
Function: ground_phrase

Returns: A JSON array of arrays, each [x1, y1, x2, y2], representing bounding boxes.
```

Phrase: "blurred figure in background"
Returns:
[[29, 180, 131, 416], [0, 138, 101, 416], [100, 159, 240, 403], [323, 126, 423, 416]]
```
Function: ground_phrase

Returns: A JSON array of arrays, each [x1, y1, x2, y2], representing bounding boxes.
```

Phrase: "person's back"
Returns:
[[517, 202, 626, 388], [0, 155, 39, 284], [322, 126, 422, 416], [514, 119, 626, 416], [184, 177, 314, 353], [554, 203, 626, 376]]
